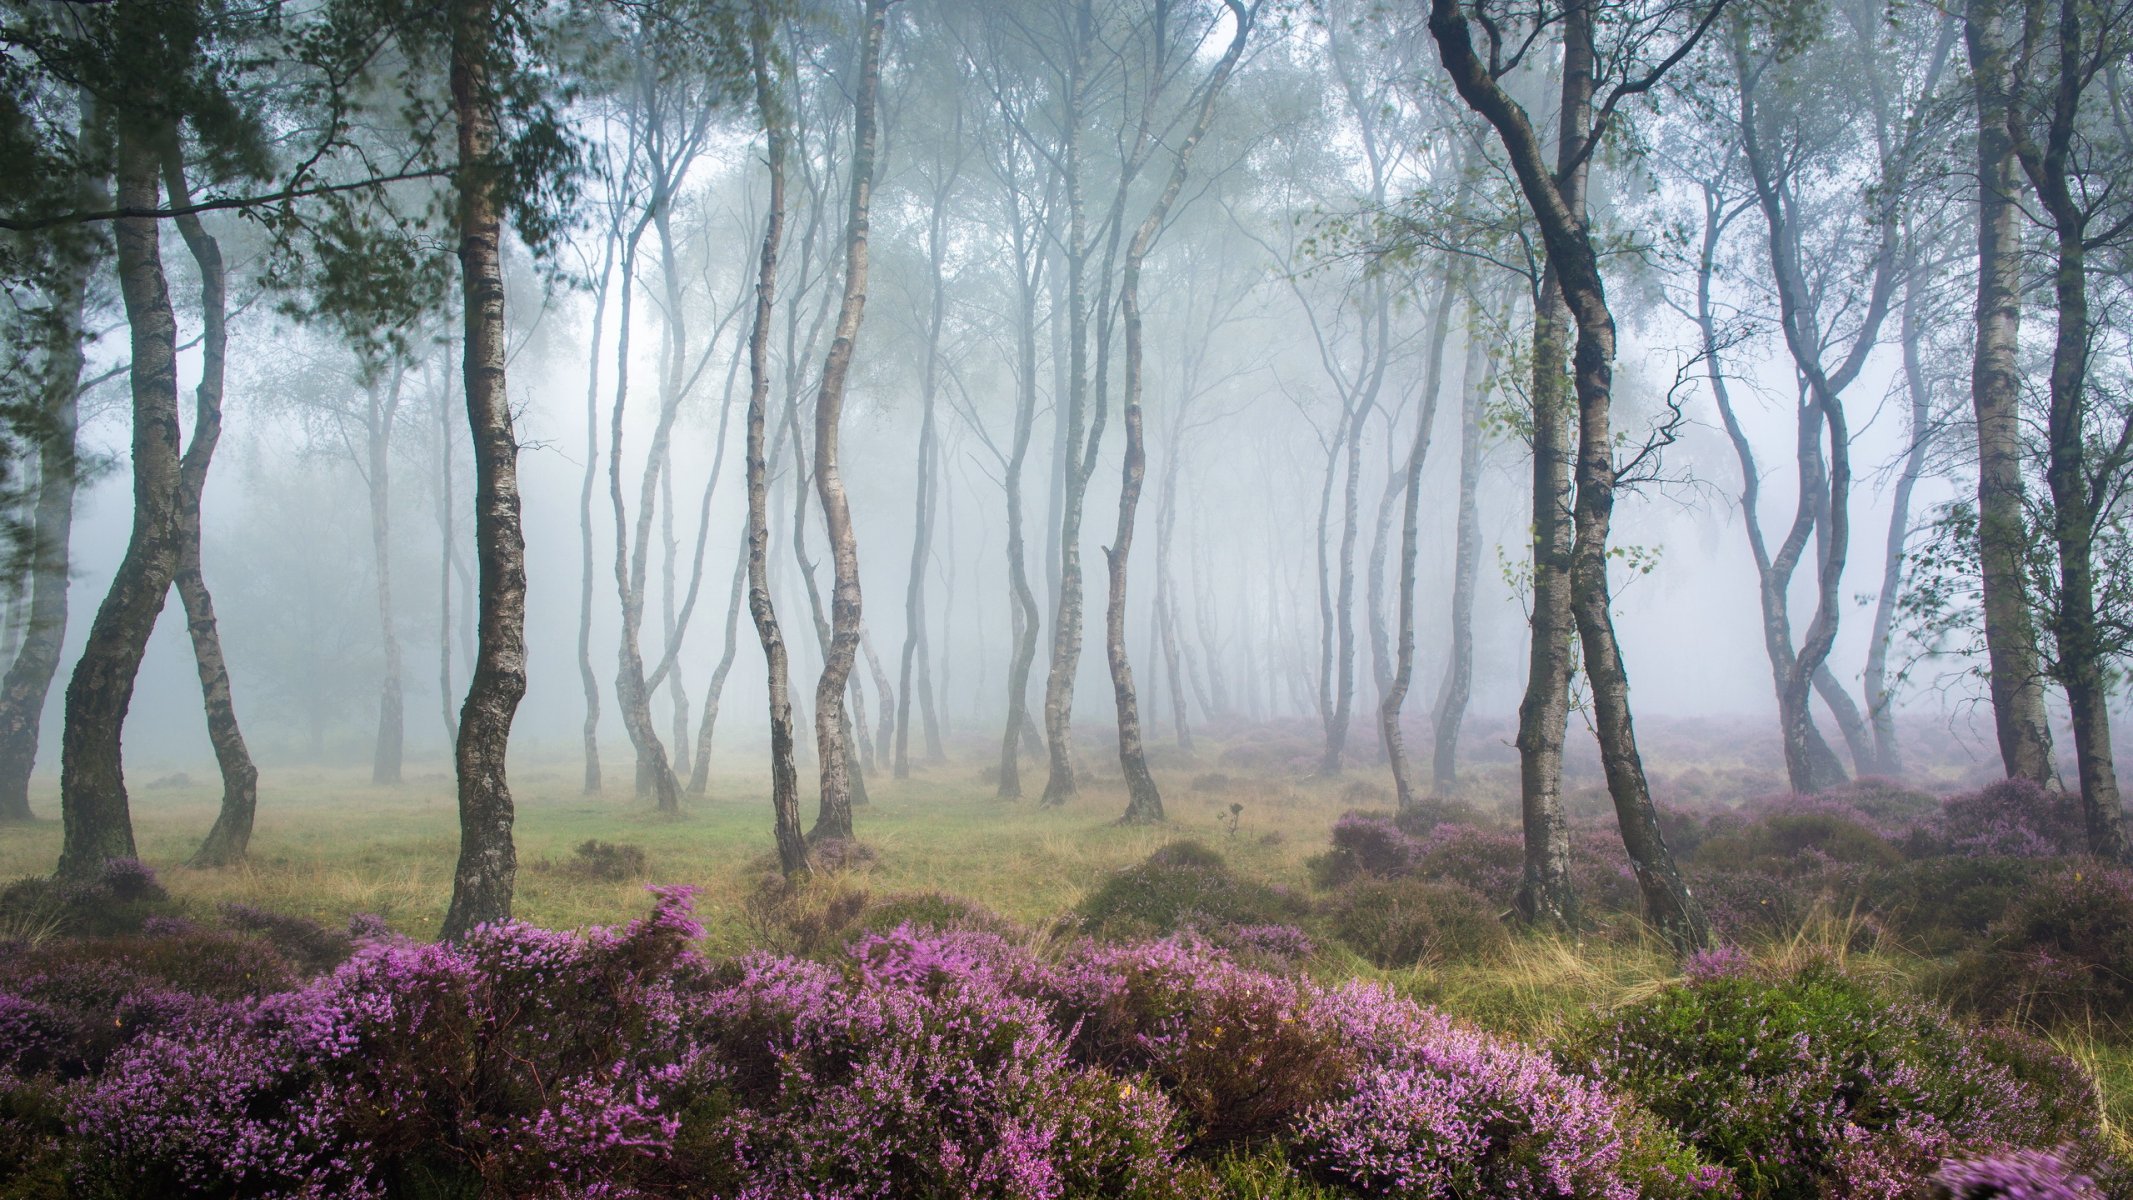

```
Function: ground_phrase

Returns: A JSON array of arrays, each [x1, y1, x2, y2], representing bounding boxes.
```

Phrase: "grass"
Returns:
[[9, 735, 2132, 1132], [0, 740, 1409, 953]]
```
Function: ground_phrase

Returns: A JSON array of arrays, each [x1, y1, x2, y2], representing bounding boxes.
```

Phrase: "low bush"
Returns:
[[1950, 863, 2133, 1027], [1574, 960, 2108, 1199], [1862, 856, 2047, 955], [1076, 842, 1307, 940], [0, 859, 178, 942], [1324, 877, 1506, 968], [216, 903, 353, 974], [560, 837, 648, 881], [1938, 778, 2088, 859]]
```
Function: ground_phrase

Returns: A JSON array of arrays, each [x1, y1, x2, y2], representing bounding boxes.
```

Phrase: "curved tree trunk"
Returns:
[[1432, 0, 1710, 951], [441, 0, 528, 939], [808, 0, 890, 844], [689, 541, 749, 798], [576, 241, 613, 794], [162, 149, 259, 868], [58, 123, 180, 881]]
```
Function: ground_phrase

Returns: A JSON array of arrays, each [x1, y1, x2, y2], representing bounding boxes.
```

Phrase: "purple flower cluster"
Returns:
[[1938, 779, 2088, 859], [1934, 1147, 2101, 1199]]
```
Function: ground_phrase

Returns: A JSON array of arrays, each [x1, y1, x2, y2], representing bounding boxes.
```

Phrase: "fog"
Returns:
[[8, 0, 2128, 859]]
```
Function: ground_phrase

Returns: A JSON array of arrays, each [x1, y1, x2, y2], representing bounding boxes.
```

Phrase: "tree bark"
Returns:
[[2012, 0, 2127, 859], [689, 539, 749, 798], [363, 375, 405, 786], [57, 123, 180, 880], [745, 1, 809, 877], [441, 0, 528, 940], [1431, 0, 1711, 952], [162, 148, 259, 868], [0, 178, 90, 824], [1383, 269, 1458, 813], [896, 173, 951, 780], [807, 0, 890, 844], [1431, 318, 1490, 791], [1514, 271, 1576, 929], [1863, 261, 1937, 778], [577, 238, 612, 795], [1966, 0, 2056, 785]]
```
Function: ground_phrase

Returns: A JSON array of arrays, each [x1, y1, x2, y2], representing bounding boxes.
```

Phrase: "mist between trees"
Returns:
[[1, 0, 2129, 946]]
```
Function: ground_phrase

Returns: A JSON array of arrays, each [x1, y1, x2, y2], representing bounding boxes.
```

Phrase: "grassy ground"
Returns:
[[0, 743, 1410, 953], [10, 735, 2129, 1138]]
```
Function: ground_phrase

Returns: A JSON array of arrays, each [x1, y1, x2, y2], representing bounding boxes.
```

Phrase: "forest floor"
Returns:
[[0, 720, 2071, 1038]]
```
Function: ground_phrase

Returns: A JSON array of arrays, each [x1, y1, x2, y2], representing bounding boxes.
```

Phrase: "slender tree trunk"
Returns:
[[1107, 0, 1245, 825], [437, 347, 459, 748], [1383, 281, 1457, 812], [161, 151, 258, 867], [897, 168, 954, 779], [1966, 0, 2056, 784], [689, 540, 749, 798], [363, 377, 405, 785], [745, 7, 808, 877], [1514, 272, 1577, 928], [2015, 5, 2127, 859], [608, 218, 682, 812], [1320, 389, 1366, 775], [1154, 429, 1193, 752], [1040, 14, 1092, 809], [862, 631, 894, 774], [808, 0, 889, 844], [441, 0, 528, 939], [57, 124, 179, 880], [1432, 0, 1709, 950], [999, 262, 1042, 795], [0, 192, 90, 823], [577, 242, 612, 794], [1863, 268, 1935, 778], [1432, 304, 1490, 791]]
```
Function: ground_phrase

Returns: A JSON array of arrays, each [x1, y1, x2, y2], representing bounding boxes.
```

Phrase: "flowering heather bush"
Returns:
[[1575, 961, 2098, 1199], [1934, 1148, 2101, 1199], [1309, 812, 1423, 888], [1324, 876, 1507, 968], [1038, 936, 1343, 1148], [1950, 863, 2133, 1026], [1302, 980, 1726, 1199], [1938, 779, 2087, 859], [68, 886, 713, 1198], [695, 929, 1194, 1200]]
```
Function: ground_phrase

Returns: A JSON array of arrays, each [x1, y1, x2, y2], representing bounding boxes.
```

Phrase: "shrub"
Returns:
[[1324, 877, 1507, 968], [1951, 863, 2133, 1026], [851, 890, 1016, 940], [1939, 779, 2087, 859], [691, 935, 1194, 1200], [1309, 813, 1422, 889], [1389, 796, 1482, 837], [1413, 823, 1526, 901], [1189, 772, 1234, 793], [1575, 962, 2100, 1199], [68, 887, 712, 1199], [217, 904, 353, 975], [0, 860, 177, 942], [1863, 857, 2047, 955], [1933, 1148, 2101, 1199], [561, 838, 648, 881], [1076, 843, 1307, 940], [1695, 806, 1901, 875], [1301, 980, 1727, 1200], [1041, 938, 1349, 1149]]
